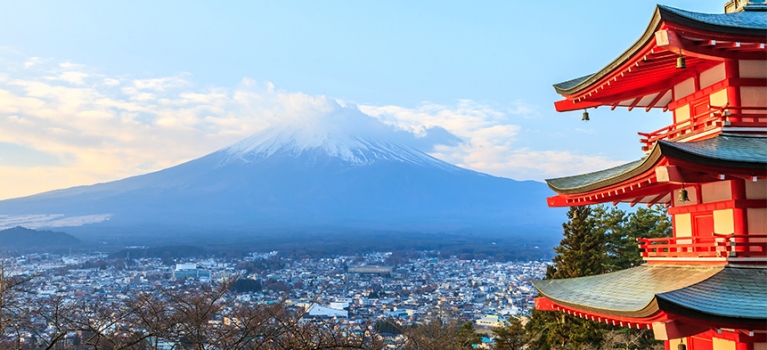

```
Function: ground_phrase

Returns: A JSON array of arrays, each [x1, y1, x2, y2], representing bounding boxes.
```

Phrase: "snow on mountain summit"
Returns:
[[223, 112, 457, 168]]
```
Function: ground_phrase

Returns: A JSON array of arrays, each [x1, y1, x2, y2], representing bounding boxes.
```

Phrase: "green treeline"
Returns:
[[523, 204, 671, 350]]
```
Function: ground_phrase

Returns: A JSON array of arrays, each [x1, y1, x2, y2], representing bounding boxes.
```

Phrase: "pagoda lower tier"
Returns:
[[533, 266, 766, 334], [537, 134, 767, 347], [537, 2, 767, 348]]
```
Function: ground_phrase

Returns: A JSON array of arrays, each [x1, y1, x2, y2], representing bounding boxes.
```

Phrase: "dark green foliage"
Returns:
[[547, 206, 607, 279], [229, 278, 261, 293], [600, 326, 664, 349], [526, 205, 671, 350], [597, 205, 669, 349], [526, 206, 606, 350], [492, 316, 525, 350], [456, 322, 482, 348], [375, 319, 403, 335], [606, 206, 672, 271], [525, 307, 603, 350], [401, 318, 477, 350]]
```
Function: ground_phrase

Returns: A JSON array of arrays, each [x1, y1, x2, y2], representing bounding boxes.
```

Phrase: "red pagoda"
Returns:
[[532, 1, 767, 349]]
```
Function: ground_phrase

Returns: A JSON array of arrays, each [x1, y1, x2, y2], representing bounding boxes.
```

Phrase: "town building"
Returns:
[[533, 1, 766, 349], [173, 262, 211, 280], [348, 265, 394, 274]]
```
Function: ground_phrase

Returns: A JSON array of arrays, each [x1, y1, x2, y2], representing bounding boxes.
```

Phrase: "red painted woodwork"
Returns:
[[638, 234, 767, 259], [665, 157, 767, 180], [536, 296, 767, 335], [545, 7, 767, 348], [726, 60, 742, 107], [732, 179, 748, 235], [666, 78, 767, 111], [691, 99, 710, 119], [534, 297, 666, 327], [667, 199, 767, 215], [638, 105, 767, 153], [694, 214, 714, 237], [690, 336, 713, 350]]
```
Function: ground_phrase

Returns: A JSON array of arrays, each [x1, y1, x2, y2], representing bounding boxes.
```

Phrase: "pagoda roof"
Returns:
[[552, 4, 767, 112], [660, 133, 767, 167], [656, 267, 767, 321], [546, 134, 767, 195], [533, 266, 766, 322]]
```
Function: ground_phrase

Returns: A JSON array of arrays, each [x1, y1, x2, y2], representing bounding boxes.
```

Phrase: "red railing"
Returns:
[[638, 234, 767, 259], [638, 105, 767, 152]]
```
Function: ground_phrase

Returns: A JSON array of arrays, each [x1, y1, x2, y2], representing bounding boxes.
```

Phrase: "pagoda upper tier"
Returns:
[[553, 4, 766, 152], [536, 3, 766, 346]]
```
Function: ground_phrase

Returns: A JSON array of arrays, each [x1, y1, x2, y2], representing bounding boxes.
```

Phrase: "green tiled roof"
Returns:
[[659, 134, 767, 168], [553, 74, 593, 91], [532, 265, 722, 318], [546, 134, 766, 194], [546, 159, 647, 194], [554, 5, 767, 95], [657, 267, 767, 320], [659, 5, 767, 35]]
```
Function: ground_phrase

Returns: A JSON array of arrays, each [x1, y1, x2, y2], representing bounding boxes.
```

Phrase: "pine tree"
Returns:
[[492, 317, 525, 350], [598, 205, 669, 350], [457, 322, 482, 348], [547, 205, 607, 279], [526, 206, 605, 349]]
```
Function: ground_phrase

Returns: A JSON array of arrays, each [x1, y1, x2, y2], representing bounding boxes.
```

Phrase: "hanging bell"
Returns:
[[676, 55, 686, 69], [677, 344, 687, 350], [582, 109, 590, 121], [678, 187, 690, 202]]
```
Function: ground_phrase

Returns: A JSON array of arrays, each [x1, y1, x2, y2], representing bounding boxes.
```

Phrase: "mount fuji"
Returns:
[[0, 110, 563, 245]]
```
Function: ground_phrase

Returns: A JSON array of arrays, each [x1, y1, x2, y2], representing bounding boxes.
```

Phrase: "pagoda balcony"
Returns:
[[638, 105, 767, 152], [638, 234, 767, 263]]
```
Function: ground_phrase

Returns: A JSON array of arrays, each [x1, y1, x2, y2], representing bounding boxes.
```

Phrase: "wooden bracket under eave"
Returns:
[[655, 165, 720, 184], [652, 320, 709, 340]]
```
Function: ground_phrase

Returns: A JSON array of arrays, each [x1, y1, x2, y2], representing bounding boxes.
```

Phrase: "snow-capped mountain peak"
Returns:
[[223, 120, 454, 168]]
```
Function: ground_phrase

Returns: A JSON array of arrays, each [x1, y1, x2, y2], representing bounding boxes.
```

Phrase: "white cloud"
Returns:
[[361, 102, 625, 181], [103, 78, 121, 86], [132, 73, 191, 91], [54, 71, 89, 85], [23, 57, 43, 69], [0, 54, 626, 200]]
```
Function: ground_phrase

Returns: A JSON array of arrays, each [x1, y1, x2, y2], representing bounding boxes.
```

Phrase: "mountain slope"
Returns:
[[0, 121, 563, 236]]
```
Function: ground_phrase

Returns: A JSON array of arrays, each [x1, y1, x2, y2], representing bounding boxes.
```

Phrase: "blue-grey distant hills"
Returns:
[[0, 120, 564, 243], [0, 226, 80, 247]]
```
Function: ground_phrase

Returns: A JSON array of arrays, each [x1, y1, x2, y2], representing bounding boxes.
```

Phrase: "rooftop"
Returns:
[[533, 266, 766, 323], [546, 134, 767, 196]]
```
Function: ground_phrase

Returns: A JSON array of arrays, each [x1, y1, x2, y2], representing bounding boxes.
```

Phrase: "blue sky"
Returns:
[[0, 0, 724, 200]]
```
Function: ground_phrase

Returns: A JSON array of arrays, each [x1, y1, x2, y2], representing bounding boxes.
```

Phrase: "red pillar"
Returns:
[[724, 60, 741, 107], [732, 179, 748, 235]]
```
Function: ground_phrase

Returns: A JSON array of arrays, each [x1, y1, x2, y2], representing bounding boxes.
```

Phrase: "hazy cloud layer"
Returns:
[[360, 102, 623, 181], [0, 54, 624, 200]]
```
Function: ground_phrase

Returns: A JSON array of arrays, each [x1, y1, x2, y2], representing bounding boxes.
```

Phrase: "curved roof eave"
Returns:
[[656, 267, 767, 322], [546, 134, 767, 195], [532, 265, 723, 318], [657, 134, 767, 169], [545, 147, 663, 195], [553, 5, 767, 96], [553, 5, 665, 95]]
